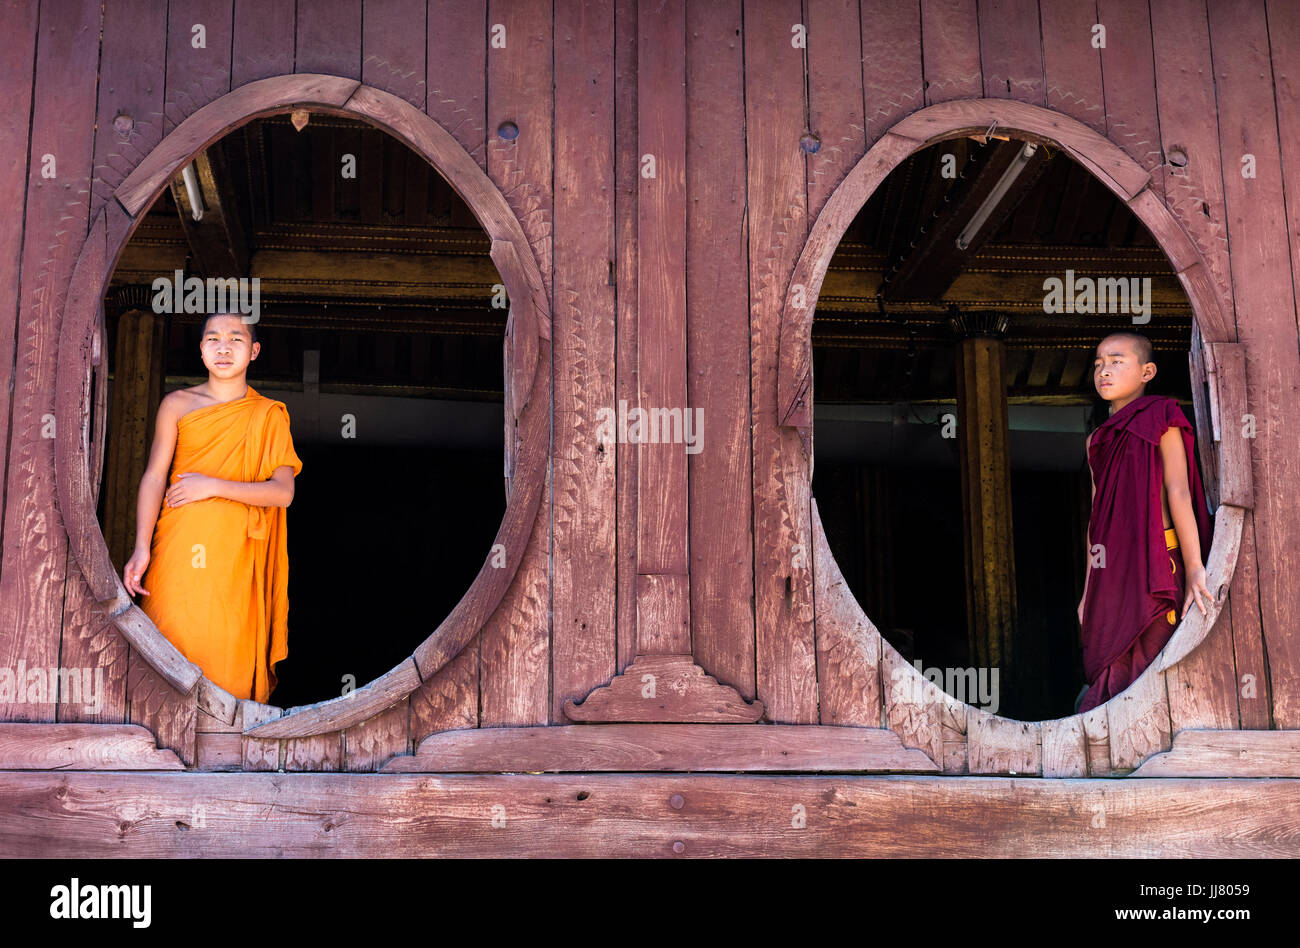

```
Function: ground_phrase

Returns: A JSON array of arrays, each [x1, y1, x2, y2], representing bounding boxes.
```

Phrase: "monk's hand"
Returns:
[[166, 472, 217, 507], [124, 549, 150, 597], [1182, 565, 1212, 619]]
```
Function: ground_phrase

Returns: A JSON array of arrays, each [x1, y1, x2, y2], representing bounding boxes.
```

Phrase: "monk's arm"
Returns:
[[207, 466, 295, 507], [1160, 427, 1203, 569], [134, 395, 182, 553], [1080, 432, 1096, 606]]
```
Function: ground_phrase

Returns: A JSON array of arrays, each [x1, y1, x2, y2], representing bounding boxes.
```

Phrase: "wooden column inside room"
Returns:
[[951, 314, 1018, 691]]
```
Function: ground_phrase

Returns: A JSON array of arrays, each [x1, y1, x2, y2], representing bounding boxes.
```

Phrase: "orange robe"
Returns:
[[141, 386, 302, 702]]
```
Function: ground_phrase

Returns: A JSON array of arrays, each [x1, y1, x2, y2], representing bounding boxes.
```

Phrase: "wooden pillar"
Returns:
[[103, 306, 167, 574], [951, 312, 1017, 688]]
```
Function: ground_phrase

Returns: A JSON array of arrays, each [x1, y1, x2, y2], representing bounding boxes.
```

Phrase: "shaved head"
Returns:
[[202, 311, 258, 345], [1097, 331, 1152, 365]]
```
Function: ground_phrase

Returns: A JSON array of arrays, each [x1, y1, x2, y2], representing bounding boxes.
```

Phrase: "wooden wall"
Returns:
[[1, 0, 1298, 772]]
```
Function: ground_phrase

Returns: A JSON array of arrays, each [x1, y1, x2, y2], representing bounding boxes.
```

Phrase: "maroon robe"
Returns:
[[1079, 394, 1213, 711]]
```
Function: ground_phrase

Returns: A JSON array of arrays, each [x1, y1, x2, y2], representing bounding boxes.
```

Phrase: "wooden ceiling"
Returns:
[[106, 119, 1193, 404]]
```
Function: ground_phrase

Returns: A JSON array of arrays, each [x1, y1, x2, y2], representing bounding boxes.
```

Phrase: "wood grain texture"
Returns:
[[920, 0, 981, 104], [0, 0, 39, 511], [552, 0, 617, 721], [806, 0, 867, 217], [745, 0, 818, 723], [1130, 730, 1300, 777], [614, 0, 639, 675], [860, 0, 924, 144], [126, 652, 197, 767], [478, 0, 553, 727], [10, 772, 1300, 857], [965, 709, 1041, 776], [1096, 0, 1164, 201], [563, 654, 764, 723], [363, 0, 427, 108], [295, 0, 361, 79], [880, 645, 961, 772], [686, 0, 755, 698], [0, 723, 182, 770], [239, 699, 280, 771], [1040, 716, 1087, 778], [976, 0, 1044, 104], [1038, 0, 1106, 133], [635, 0, 690, 657], [385, 724, 941, 773], [811, 500, 881, 726], [427, 0, 488, 170], [342, 698, 408, 771], [1081, 704, 1113, 776], [283, 732, 343, 772], [1209, 0, 1300, 729], [231, 0, 295, 86], [1104, 658, 1172, 772], [408, 633, 479, 745], [0, 0, 102, 722], [163, 0, 234, 136], [243, 660, 420, 739]]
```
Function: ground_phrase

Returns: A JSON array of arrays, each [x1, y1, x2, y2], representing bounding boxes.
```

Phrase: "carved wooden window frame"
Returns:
[[778, 99, 1251, 768], [55, 75, 551, 740]]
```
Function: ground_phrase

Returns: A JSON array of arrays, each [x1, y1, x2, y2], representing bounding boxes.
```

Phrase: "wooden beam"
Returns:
[[384, 724, 940, 773], [0, 724, 184, 771], [5, 772, 1300, 857], [883, 141, 1052, 301], [1130, 730, 1300, 777]]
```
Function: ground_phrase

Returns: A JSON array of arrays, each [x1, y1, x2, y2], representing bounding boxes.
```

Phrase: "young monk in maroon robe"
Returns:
[[1075, 332, 1214, 714]]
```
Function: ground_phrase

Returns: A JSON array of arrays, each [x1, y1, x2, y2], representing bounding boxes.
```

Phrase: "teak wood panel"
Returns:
[[2, 1, 1299, 777]]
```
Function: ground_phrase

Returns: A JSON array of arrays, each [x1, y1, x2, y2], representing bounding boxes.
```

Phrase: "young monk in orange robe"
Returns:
[[1075, 332, 1213, 714], [123, 313, 302, 702]]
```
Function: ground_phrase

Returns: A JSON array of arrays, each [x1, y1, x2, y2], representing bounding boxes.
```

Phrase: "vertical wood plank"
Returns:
[[91, 0, 168, 219], [1039, 0, 1106, 133], [1210, 0, 1300, 729], [551, 0, 617, 719], [342, 699, 409, 771], [919, 0, 981, 105], [860, 0, 923, 145], [812, 502, 881, 725], [745, 0, 818, 722], [976, 0, 1044, 105], [480, 0, 552, 726], [231, 0, 295, 86], [686, 0, 755, 697], [295, 0, 362, 80], [1095, 0, 1164, 201], [127, 655, 197, 766], [806, 0, 866, 215], [284, 732, 342, 771], [163, 0, 235, 135], [614, 0, 639, 673], [363, 0, 427, 109], [635, 0, 689, 655], [427, 0, 488, 171], [0, 0, 102, 722]]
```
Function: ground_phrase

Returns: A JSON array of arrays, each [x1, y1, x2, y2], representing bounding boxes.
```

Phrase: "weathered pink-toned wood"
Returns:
[[12, 772, 1300, 857], [686, 0, 755, 699], [240, 700, 281, 772], [551, 0, 617, 721], [880, 646, 960, 772], [1040, 716, 1088, 779], [1105, 659, 1172, 772], [1130, 730, 1300, 777], [427, 0, 488, 170], [478, 0, 553, 728], [126, 652, 197, 767], [1038, 0, 1105, 133], [805, 0, 867, 215], [977, 0, 1044, 105], [195, 677, 238, 727], [232, 0, 295, 86], [564, 655, 764, 724], [296, 0, 361, 80], [860, 0, 924, 144], [745, 0, 818, 724], [342, 698, 408, 772], [920, 0, 981, 104], [811, 501, 882, 727], [362, 0, 427, 109], [163, 0, 234, 136], [0, 723, 183, 770], [1209, 0, 1300, 730], [384, 724, 942, 773], [1096, 0, 1163, 201], [0, 0, 101, 722], [243, 660, 420, 739], [1081, 705, 1113, 777], [966, 710, 1041, 776], [194, 732, 243, 771], [283, 733, 343, 772], [408, 635, 479, 745]]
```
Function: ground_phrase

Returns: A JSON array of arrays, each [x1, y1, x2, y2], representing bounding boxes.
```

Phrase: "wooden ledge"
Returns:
[[0, 724, 184, 771], [1129, 730, 1300, 777], [382, 724, 941, 773]]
